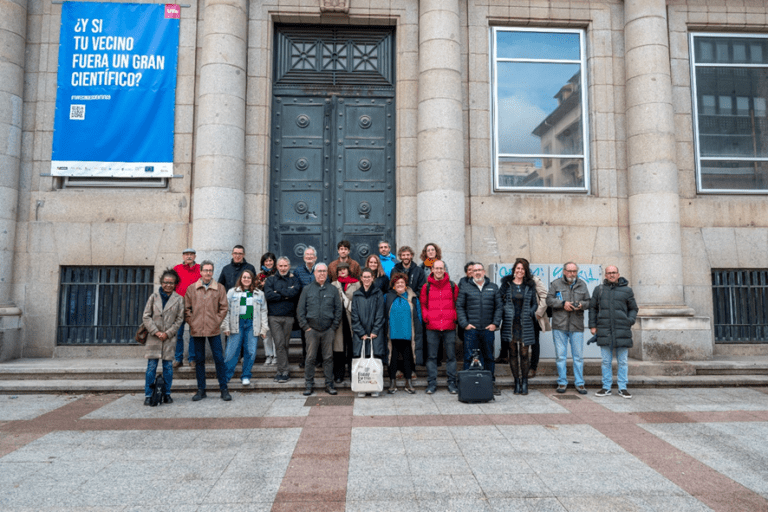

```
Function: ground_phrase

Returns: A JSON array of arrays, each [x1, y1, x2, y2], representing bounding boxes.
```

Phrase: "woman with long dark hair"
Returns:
[[499, 259, 538, 395], [222, 269, 268, 385], [256, 252, 277, 364], [351, 267, 386, 397], [364, 254, 390, 294]]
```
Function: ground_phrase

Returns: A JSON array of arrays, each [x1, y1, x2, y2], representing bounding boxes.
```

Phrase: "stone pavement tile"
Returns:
[[556, 496, 654, 511], [418, 497, 495, 511], [400, 425, 453, 439], [641, 422, 768, 497], [403, 437, 462, 457], [0, 431, 50, 458], [639, 496, 714, 512], [346, 474, 416, 501], [350, 426, 401, 441], [407, 455, 473, 476], [345, 500, 422, 512], [449, 424, 506, 439], [697, 492, 768, 512], [473, 472, 553, 498], [349, 438, 404, 457], [197, 504, 272, 512], [0, 395, 82, 421], [347, 454, 409, 476], [203, 476, 283, 504], [488, 497, 565, 511], [412, 474, 485, 500], [273, 501, 345, 512], [278, 475, 347, 501]]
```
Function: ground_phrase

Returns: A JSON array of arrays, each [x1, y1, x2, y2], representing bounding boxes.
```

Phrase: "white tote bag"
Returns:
[[351, 337, 384, 393]]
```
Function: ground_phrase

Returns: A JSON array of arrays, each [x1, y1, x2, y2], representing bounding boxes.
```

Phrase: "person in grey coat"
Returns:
[[297, 263, 343, 397], [589, 265, 638, 399], [351, 267, 386, 397], [546, 262, 591, 395]]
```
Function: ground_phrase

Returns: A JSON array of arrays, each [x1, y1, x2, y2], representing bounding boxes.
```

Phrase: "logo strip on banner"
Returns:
[[51, 2, 180, 178]]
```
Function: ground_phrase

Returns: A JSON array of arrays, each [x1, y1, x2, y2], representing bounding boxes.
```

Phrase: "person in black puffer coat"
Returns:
[[499, 259, 538, 395], [589, 266, 638, 399], [218, 245, 256, 291]]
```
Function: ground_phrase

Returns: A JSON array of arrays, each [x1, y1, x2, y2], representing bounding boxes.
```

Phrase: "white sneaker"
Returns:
[[269, 356, 277, 365], [263, 357, 271, 366], [357, 392, 365, 398], [371, 392, 380, 397], [241, 378, 250, 386]]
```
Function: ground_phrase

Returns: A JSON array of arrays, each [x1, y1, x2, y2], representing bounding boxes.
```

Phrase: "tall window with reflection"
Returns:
[[691, 34, 768, 193], [491, 28, 589, 192]]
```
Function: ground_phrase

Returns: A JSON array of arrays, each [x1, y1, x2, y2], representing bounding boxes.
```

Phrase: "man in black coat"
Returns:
[[264, 257, 302, 383], [218, 245, 256, 291], [297, 263, 342, 397], [589, 265, 638, 399], [456, 262, 502, 395]]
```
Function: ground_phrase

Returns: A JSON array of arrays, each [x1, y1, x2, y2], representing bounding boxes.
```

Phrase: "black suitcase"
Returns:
[[457, 368, 494, 403]]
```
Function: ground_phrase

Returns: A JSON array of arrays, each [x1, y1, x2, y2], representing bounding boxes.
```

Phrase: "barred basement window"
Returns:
[[711, 269, 768, 343], [57, 266, 154, 345]]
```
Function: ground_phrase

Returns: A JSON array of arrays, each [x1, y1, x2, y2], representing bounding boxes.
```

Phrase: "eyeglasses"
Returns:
[[316, 270, 328, 273], [606, 272, 618, 275], [161, 281, 176, 285]]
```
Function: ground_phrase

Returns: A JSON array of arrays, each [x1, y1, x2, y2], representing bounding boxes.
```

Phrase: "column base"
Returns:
[[0, 306, 22, 362], [630, 314, 712, 361]]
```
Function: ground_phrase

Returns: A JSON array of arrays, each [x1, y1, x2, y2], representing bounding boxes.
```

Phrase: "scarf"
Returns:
[[158, 287, 171, 309], [337, 275, 358, 291], [423, 258, 436, 268]]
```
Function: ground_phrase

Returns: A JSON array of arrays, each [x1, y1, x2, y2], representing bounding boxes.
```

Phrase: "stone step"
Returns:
[[1, 374, 767, 394]]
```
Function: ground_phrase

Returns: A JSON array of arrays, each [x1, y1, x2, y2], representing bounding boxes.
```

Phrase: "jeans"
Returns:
[[174, 321, 196, 363], [193, 335, 227, 391], [553, 330, 584, 387], [426, 329, 456, 387], [224, 318, 258, 382], [463, 329, 495, 379], [145, 359, 173, 397], [269, 316, 294, 376], [305, 328, 334, 388], [601, 346, 629, 390]]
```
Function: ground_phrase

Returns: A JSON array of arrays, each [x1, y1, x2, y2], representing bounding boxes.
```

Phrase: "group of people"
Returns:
[[141, 241, 639, 403]]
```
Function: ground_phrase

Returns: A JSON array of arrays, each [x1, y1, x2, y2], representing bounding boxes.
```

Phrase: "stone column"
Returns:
[[191, 0, 248, 269], [0, 0, 26, 361], [416, 0, 466, 275], [624, 0, 710, 360]]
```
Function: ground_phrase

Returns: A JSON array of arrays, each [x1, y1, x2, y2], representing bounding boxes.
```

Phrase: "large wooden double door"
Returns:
[[269, 25, 396, 266]]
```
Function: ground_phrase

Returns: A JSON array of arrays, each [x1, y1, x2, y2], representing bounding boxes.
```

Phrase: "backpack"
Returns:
[[148, 373, 165, 406], [424, 280, 456, 309]]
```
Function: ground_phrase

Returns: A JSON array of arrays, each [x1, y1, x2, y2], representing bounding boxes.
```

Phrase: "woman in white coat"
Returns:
[[222, 269, 268, 385]]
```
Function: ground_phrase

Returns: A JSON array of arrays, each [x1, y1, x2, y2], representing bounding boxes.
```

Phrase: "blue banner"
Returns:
[[51, 2, 180, 177]]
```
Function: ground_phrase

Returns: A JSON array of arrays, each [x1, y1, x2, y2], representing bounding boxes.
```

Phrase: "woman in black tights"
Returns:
[[499, 259, 538, 395]]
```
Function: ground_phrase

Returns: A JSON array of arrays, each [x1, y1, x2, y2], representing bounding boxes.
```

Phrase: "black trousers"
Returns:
[[389, 339, 414, 380]]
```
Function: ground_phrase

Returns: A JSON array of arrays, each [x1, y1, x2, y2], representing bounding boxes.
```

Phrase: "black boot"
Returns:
[[521, 377, 529, 395], [513, 378, 521, 395]]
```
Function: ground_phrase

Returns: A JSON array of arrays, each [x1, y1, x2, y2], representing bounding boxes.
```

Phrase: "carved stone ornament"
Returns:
[[320, 0, 349, 14]]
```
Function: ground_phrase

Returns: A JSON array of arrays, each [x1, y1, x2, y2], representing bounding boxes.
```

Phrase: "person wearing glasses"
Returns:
[[589, 266, 638, 399], [185, 260, 230, 401], [546, 262, 591, 395], [142, 269, 185, 405], [297, 263, 343, 396]]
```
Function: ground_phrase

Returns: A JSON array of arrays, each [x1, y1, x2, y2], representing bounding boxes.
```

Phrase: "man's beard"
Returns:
[[564, 275, 575, 284]]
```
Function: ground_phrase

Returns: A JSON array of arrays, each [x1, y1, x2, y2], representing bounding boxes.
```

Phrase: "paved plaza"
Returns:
[[1, 388, 767, 511]]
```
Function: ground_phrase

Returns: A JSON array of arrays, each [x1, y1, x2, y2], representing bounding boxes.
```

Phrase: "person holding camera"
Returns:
[[546, 262, 591, 395]]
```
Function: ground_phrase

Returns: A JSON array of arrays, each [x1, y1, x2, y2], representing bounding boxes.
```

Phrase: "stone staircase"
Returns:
[[0, 342, 766, 393]]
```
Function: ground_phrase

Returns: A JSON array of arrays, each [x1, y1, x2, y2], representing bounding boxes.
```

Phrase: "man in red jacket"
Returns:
[[173, 248, 200, 368], [420, 260, 459, 394]]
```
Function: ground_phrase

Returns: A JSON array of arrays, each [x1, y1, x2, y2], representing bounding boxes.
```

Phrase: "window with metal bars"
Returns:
[[711, 269, 768, 343], [57, 266, 154, 345]]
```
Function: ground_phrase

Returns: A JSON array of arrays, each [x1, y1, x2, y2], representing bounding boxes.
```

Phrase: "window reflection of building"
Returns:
[[498, 160, 543, 187], [693, 35, 768, 192], [531, 73, 584, 188]]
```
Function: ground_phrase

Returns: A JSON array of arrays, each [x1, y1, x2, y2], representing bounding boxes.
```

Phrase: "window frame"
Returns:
[[490, 26, 590, 193], [689, 32, 768, 195]]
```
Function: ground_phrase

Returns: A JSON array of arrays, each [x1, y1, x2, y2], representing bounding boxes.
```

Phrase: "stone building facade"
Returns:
[[1, 0, 767, 361]]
